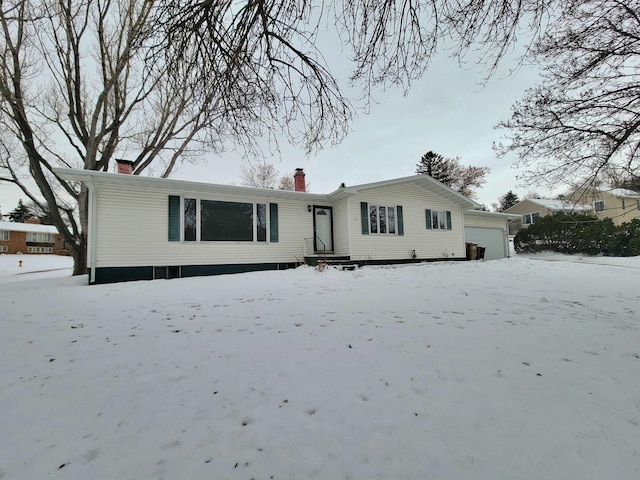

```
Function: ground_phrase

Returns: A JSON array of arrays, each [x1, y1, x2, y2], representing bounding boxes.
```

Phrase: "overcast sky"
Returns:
[[0, 50, 545, 217]]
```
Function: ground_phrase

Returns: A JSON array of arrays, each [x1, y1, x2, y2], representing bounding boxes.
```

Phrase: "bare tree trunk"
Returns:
[[71, 240, 87, 276]]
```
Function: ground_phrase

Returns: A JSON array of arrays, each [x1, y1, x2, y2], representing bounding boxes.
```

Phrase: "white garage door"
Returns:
[[464, 227, 508, 260]]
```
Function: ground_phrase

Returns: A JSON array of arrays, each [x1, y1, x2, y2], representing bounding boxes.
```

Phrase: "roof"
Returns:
[[465, 209, 520, 220], [53, 169, 481, 208], [517, 198, 592, 212], [0, 221, 59, 234], [606, 188, 640, 199]]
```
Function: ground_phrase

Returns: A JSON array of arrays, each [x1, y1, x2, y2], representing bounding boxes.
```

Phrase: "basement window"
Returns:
[[154, 266, 181, 280]]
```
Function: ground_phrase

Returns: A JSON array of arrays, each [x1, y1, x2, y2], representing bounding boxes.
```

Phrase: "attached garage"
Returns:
[[463, 210, 519, 260]]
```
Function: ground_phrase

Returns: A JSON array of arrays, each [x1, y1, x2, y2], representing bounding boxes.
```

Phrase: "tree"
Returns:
[[241, 162, 310, 191], [496, 191, 520, 212], [8, 199, 33, 222], [0, 1, 277, 274], [278, 176, 295, 191], [416, 151, 489, 198], [497, 0, 640, 190], [240, 162, 280, 189], [416, 152, 455, 186]]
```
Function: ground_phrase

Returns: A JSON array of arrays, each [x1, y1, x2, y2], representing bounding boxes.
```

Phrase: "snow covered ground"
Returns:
[[1, 254, 639, 479]]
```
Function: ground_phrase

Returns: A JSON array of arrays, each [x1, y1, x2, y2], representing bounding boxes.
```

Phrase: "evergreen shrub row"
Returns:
[[514, 213, 640, 256]]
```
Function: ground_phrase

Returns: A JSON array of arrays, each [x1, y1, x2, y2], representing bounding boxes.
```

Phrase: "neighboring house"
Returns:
[[503, 198, 593, 236], [566, 188, 640, 226], [0, 219, 70, 255], [56, 163, 515, 284]]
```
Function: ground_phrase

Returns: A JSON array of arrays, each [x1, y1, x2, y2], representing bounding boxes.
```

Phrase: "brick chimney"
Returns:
[[116, 159, 134, 174], [294, 168, 306, 192]]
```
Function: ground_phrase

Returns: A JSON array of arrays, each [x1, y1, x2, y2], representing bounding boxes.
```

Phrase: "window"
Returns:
[[27, 246, 53, 253], [0, 246, 7, 252], [26, 232, 55, 243], [184, 198, 197, 241], [369, 205, 397, 234], [425, 209, 452, 230], [201, 200, 253, 241], [0, 230, 8, 241], [622, 198, 626, 210], [257, 204, 267, 242], [522, 212, 541, 225], [594, 200, 606, 212], [360, 202, 403, 235], [170, 196, 277, 243], [637, 199, 640, 211]]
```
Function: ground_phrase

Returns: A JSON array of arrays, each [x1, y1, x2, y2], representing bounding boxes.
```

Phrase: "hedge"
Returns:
[[514, 214, 640, 256]]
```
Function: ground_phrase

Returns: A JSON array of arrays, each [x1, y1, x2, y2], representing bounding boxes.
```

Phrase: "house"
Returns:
[[55, 163, 515, 284], [0, 219, 70, 255], [566, 188, 640, 226], [503, 198, 593, 235]]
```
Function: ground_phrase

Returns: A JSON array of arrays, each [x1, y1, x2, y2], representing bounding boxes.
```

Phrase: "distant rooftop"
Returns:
[[0, 221, 59, 234], [529, 198, 593, 212], [606, 188, 640, 199]]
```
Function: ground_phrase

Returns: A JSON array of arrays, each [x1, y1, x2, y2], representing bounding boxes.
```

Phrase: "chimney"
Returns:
[[116, 159, 134, 175], [294, 168, 306, 192]]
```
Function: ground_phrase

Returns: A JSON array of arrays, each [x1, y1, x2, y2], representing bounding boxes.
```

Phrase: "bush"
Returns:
[[514, 214, 640, 256]]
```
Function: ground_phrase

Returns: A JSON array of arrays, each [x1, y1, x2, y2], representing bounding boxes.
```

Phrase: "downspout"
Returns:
[[86, 181, 98, 284], [347, 197, 352, 259]]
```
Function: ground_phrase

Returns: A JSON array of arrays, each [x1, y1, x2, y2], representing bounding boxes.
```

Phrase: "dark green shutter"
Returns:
[[269, 203, 279, 242], [397, 206, 404, 236], [425, 209, 432, 230], [168, 195, 180, 241], [446, 211, 452, 230], [360, 202, 369, 234]]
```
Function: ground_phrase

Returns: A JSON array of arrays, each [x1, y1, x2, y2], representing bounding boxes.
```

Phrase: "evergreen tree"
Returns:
[[416, 151, 490, 199], [497, 191, 520, 212], [416, 151, 455, 186], [8, 199, 33, 223]]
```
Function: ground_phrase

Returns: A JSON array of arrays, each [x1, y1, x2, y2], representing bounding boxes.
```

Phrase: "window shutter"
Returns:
[[269, 203, 279, 242], [446, 211, 452, 230], [168, 195, 180, 241], [360, 202, 369, 234], [425, 209, 432, 230], [397, 206, 404, 236]]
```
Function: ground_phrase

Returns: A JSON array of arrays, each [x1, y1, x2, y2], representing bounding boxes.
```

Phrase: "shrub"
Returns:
[[514, 214, 639, 256]]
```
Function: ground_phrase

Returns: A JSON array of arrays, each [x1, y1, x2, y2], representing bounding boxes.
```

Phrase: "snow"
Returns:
[[0, 221, 59, 235], [528, 198, 592, 212], [1, 254, 639, 479]]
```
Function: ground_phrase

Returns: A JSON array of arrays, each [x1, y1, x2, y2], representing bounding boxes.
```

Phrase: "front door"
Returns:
[[313, 206, 334, 253]]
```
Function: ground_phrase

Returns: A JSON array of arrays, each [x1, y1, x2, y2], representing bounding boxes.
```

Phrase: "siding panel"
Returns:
[[347, 184, 466, 261], [94, 185, 314, 267]]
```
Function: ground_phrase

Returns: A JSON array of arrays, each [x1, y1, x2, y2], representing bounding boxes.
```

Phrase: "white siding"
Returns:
[[94, 185, 314, 267], [463, 214, 508, 230], [332, 198, 350, 256], [347, 184, 466, 261]]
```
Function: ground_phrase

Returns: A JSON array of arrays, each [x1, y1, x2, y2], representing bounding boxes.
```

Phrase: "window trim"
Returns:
[[0, 230, 9, 241], [594, 200, 606, 213], [0, 245, 7, 252]]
